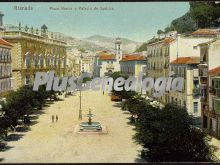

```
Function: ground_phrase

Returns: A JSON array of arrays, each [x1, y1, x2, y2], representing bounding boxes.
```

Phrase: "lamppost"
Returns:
[[78, 50, 88, 120]]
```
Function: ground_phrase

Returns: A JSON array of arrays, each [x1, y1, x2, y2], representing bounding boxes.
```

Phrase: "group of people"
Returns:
[[52, 115, 58, 123]]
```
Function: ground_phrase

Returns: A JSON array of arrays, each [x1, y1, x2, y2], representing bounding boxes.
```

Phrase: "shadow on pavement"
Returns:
[[123, 111, 130, 115], [16, 125, 30, 132], [0, 144, 13, 152], [112, 102, 122, 108], [43, 104, 50, 107], [29, 115, 39, 120], [5, 134, 24, 142], [27, 120, 39, 126], [34, 110, 46, 115]]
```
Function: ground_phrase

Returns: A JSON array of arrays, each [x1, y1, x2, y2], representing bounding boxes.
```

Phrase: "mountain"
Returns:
[[65, 35, 142, 54], [65, 36, 105, 52], [84, 35, 142, 53]]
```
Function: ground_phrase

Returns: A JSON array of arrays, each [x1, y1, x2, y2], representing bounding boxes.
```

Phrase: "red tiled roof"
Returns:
[[191, 29, 219, 36], [171, 57, 200, 64], [0, 38, 13, 47], [98, 51, 116, 60], [208, 66, 220, 75], [121, 54, 146, 62], [99, 54, 116, 60]]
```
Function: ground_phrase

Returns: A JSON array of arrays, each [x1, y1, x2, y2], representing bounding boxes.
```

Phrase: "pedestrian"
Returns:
[[56, 115, 58, 122], [103, 91, 104, 95], [52, 115, 54, 123]]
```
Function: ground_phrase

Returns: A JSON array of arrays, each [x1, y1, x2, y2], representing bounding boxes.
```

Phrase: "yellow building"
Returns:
[[146, 38, 173, 102], [0, 23, 67, 90], [120, 54, 146, 77], [0, 38, 13, 98]]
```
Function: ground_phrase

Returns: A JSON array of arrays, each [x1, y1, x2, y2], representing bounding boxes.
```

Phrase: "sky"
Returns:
[[0, 2, 189, 42]]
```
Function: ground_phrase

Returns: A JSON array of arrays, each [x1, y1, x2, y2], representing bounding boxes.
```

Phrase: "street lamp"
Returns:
[[78, 50, 88, 120]]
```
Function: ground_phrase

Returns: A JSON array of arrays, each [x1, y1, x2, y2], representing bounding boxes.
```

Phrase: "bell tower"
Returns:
[[115, 37, 122, 61], [0, 11, 4, 31]]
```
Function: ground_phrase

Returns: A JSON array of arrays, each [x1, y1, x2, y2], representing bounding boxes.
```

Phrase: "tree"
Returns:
[[157, 29, 164, 35], [109, 72, 137, 99], [170, 12, 197, 34], [134, 103, 217, 162], [122, 94, 147, 123], [190, 2, 220, 28]]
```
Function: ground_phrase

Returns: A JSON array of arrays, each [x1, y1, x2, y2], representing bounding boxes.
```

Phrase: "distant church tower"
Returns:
[[115, 37, 122, 61], [0, 11, 4, 31]]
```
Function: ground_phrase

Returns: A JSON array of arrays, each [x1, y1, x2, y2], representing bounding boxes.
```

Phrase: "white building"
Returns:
[[147, 30, 217, 104], [93, 37, 122, 77]]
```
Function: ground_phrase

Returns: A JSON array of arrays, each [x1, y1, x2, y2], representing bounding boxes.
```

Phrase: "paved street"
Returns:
[[0, 90, 141, 163]]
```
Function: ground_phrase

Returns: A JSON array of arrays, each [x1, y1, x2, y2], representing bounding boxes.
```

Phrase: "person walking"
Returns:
[[52, 115, 54, 123], [103, 91, 104, 95], [56, 115, 58, 122]]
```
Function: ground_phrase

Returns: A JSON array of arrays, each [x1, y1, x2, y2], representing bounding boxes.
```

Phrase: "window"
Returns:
[[203, 116, 208, 128], [25, 53, 30, 68], [211, 118, 217, 133], [214, 99, 220, 112], [25, 75, 30, 85], [40, 56, 44, 68], [193, 102, 198, 113], [34, 55, 38, 67]]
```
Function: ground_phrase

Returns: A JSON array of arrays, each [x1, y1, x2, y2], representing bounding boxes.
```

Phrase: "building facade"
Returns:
[[93, 38, 122, 77], [120, 54, 146, 77], [0, 22, 67, 90], [206, 67, 220, 138], [198, 39, 220, 138], [0, 38, 13, 98], [146, 31, 216, 104], [169, 57, 201, 119]]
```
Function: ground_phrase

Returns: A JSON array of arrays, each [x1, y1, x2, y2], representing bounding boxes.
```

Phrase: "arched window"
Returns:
[[40, 55, 44, 68], [51, 55, 55, 66], [33, 54, 38, 67], [63, 57, 66, 68], [54, 56, 57, 66], [25, 75, 30, 85], [47, 55, 50, 66], [25, 52, 30, 68], [58, 56, 61, 66]]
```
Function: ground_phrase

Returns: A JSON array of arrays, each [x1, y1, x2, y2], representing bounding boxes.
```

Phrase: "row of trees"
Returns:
[[108, 72, 217, 162], [121, 93, 218, 162], [0, 84, 59, 149]]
